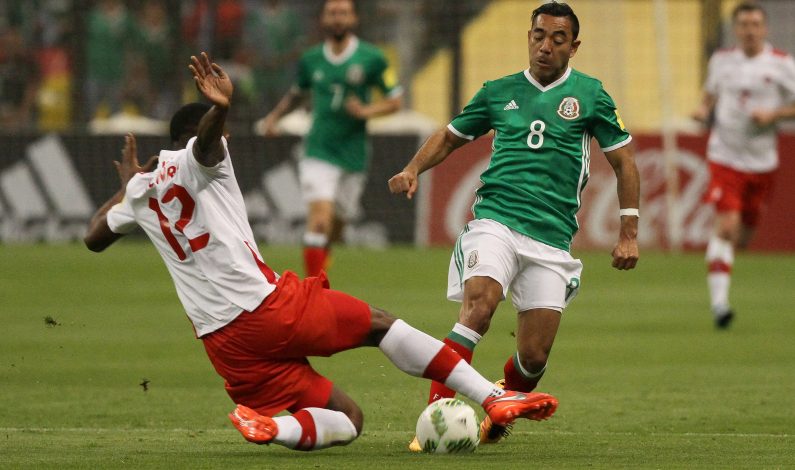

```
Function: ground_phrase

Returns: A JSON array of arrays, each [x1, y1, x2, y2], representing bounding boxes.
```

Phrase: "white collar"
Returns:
[[524, 67, 572, 92], [323, 36, 359, 65]]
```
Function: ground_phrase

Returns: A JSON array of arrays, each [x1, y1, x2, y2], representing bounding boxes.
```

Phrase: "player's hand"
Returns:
[[114, 133, 157, 187], [691, 106, 710, 124], [345, 96, 368, 120], [750, 109, 777, 127], [388, 169, 419, 199], [611, 237, 639, 270], [189, 52, 233, 108], [258, 115, 280, 137]]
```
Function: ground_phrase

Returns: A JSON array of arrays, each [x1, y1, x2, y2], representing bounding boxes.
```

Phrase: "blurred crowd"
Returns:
[[0, 0, 310, 132]]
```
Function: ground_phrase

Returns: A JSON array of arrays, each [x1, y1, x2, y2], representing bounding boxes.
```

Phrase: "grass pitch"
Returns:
[[1, 242, 793, 468]]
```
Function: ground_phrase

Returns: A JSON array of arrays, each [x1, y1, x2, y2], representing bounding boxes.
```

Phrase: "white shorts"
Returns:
[[447, 219, 583, 312], [299, 157, 366, 221]]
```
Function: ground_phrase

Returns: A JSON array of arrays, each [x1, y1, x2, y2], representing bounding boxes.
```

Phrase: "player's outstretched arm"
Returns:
[[258, 87, 308, 136], [345, 94, 402, 120], [189, 52, 233, 167], [604, 144, 640, 270], [388, 128, 467, 200], [85, 134, 157, 252]]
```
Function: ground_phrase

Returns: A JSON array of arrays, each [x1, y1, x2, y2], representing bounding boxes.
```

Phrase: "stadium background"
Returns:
[[0, 0, 793, 250]]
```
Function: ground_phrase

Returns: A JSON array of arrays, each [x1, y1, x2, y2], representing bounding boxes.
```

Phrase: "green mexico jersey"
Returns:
[[448, 68, 632, 251], [297, 37, 400, 172]]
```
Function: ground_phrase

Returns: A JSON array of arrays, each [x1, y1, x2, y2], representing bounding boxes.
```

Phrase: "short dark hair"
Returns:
[[732, 1, 766, 22], [169, 102, 210, 144], [321, 0, 357, 15], [531, 1, 580, 40]]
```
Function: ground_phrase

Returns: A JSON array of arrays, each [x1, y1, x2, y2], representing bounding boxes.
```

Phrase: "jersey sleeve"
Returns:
[[780, 55, 795, 102], [590, 86, 632, 152], [704, 53, 721, 95], [448, 85, 491, 141], [183, 136, 233, 180], [369, 52, 402, 98], [296, 53, 312, 91], [106, 191, 138, 235]]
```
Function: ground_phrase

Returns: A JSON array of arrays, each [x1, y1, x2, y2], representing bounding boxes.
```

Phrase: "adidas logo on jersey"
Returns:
[[503, 100, 519, 110]]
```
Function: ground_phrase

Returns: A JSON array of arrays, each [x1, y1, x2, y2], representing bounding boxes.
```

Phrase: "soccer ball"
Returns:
[[415, 398, 479, 454]]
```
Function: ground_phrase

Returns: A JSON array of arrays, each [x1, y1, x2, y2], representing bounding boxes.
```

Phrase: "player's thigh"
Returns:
[[299, 157, 342, 204], [510, 237, 583, 312], [741, 170, 776, 228], [284, 285, 373, 357], [447, 219, 519, 303], [705, 162, 744, 215], [335, 171, 366, 222]]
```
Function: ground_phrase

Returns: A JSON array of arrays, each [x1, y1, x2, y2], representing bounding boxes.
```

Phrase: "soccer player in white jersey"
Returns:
[[390, 2, 640, 451], [83, 52, 559, 452], [692, 2, 795, 329]]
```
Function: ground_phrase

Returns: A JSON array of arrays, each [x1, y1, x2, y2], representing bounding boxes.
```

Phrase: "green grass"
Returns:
[[1, 242, 794, 468]]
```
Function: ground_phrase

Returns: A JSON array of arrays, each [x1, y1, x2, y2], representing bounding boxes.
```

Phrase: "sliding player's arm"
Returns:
[[85, 134, 156, 252], [604, 144, 640, 271], [387, 127, 468, 200], [189, 52, 233, 167]]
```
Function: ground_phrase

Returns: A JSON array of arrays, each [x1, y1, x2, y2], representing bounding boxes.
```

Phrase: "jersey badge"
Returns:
[[313, 70, 324, 82], [503, 100, 519, 111], [467, 250, 479, 269], [557, 96, 580, 120], [346, 64, 364, 85]]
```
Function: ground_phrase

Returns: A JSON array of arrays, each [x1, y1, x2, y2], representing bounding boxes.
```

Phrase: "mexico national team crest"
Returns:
[[557, 96, 580, 120], [346, 64, 364, 85], [467, 250, 479, 269]]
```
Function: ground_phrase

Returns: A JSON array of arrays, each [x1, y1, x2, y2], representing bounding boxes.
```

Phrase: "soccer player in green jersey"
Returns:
[[260, 0, 403, 277], [389, 2, 640, 451]]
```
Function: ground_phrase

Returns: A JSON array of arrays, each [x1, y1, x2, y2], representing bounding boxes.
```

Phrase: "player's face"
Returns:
[[322, 0, 357, 42], [733, 10, 767, 56], [528, 14, 580, 86]]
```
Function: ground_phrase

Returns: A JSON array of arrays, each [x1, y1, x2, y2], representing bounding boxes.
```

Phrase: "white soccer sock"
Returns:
[[379, 320, 504, 404], [273, 408, 357, 450], [706, 236, 734, 313], [303, 232, 329, 248]]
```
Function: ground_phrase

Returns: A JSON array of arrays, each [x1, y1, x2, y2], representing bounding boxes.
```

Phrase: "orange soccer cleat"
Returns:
[[228, 404, 279, 444], [482, 390, 558, 427]]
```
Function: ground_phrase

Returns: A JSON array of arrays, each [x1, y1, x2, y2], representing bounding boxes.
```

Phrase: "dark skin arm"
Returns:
[[388, 127, 469, 199], [188, 52, 234, 167], [604, 144, 640, 270], [84, 133, 157, 252]]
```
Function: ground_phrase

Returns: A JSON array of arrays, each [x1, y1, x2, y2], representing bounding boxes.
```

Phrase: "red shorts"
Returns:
[[201, 271, 371, 416], [705, 162, 776, 227]]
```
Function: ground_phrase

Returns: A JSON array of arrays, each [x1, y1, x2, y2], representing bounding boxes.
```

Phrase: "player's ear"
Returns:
[[570, 39, 581, 58]]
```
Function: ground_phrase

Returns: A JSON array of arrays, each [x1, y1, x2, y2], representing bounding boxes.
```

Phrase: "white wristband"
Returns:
[[619, 208, 639, 218]]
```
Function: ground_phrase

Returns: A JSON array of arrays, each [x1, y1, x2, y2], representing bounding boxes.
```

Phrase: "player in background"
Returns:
[[259, 0, 402, 277], [692, 1, 795, 329], [84, 52, 558, 452], [389, 2, 640, 451]]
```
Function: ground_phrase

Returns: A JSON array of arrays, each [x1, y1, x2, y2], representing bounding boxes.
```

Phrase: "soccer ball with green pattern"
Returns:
[[415, 398, 479, 453]]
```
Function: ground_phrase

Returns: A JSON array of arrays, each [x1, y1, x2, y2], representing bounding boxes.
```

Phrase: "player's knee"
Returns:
[[460, 298, 499, 335]]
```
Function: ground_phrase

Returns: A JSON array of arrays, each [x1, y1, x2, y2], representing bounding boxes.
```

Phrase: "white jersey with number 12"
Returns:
[[106, 137, 278, 337]]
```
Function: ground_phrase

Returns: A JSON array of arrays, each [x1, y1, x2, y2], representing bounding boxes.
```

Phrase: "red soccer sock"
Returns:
[[303, 246, 329, 278], [427, 336, 475, 403], [503, 354, 544, 393]]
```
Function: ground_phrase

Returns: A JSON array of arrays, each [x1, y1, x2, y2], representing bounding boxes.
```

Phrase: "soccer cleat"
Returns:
[[482, 390, 558, 427], [228, 404, 278, 444], [479, 416, 513, 444], [408, 436, 422, 453], [479, 378, 509, 444], [715, 309, 735, 329]]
